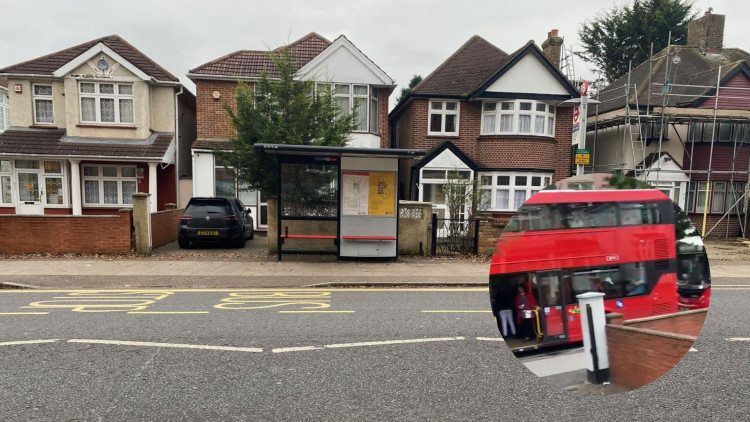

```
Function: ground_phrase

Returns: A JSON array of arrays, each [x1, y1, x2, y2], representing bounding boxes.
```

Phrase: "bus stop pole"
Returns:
[[576, 292, 609, 384]]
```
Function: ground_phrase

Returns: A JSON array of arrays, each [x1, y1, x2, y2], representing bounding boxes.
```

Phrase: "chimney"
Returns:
[[687, 9, 725, 55], [542, 29, 564, 69]]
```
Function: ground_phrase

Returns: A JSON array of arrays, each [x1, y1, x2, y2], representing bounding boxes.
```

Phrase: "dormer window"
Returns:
[[79, 82, 134, 124], [33, 84, 54, 124]]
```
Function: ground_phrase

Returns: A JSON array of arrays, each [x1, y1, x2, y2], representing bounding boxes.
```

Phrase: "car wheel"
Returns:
[[178, 239, 189, 249]]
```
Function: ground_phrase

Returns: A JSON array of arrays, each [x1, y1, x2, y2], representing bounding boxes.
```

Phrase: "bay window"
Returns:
[[686, 181, 746, 213], [0, 159, 11, 204], [479, 172, 551, 211], [0, 92, 9, 132], [83, 165, 138, 206], [79, 82, 134, 124], [331, 83, 378, 133], [481, 99, 555, 136]]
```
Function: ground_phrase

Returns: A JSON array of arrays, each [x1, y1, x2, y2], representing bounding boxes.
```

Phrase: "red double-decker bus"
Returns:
[[674, 205, 712, 310], [489, 189, 680, 353]]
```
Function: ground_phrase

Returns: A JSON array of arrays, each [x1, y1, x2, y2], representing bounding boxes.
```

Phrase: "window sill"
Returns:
[[478, 133, 555, 139], [77, 124, 137, 130], [427, 133, 460, 138], [30, 124, 58, 129]]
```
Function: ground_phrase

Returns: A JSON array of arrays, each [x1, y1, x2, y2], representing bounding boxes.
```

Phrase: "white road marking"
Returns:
[[272, 337, 466, 353], [67, 339, 263, 353], [272, 346, 324, 353], [476, 337, 505, 342], [689, 347, 698, 352], [0, 339, 59, 346], [727, 338, 750, 341]]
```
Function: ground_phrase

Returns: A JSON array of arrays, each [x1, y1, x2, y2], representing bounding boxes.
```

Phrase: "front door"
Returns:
[[536, 271, 569, 344], [16, 171, 43, 215]]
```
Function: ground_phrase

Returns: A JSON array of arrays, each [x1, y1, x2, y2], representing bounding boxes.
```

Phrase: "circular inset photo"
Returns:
[[488, 173, 711, 394]]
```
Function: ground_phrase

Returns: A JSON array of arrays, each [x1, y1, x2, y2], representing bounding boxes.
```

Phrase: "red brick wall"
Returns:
[[0, 210, 132, 254], [378, 88, 393, 148], [195, 80, 240, 139], [606, 310, 706, 389], [151, 207, 183, 248], [688, 212, 745, 237], [406, 98, 574, 182], [626, 310, 707, 337]]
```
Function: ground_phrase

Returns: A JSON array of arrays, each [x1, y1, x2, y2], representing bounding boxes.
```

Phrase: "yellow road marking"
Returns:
[[279, 310, 355, 314], [128, 311, 209, 314], [0, 312, 49, 315], [421, 310, 493, 313]]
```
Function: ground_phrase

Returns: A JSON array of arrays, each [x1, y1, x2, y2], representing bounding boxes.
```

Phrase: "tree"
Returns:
[[214, 47, 357, 196], [395, 75, 423, 105], [440, 170, 483, 252], [577, 0, 697, 82]]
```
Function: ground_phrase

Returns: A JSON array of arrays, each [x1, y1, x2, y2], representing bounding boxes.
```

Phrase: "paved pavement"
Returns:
[[0, 236, 748, 289]]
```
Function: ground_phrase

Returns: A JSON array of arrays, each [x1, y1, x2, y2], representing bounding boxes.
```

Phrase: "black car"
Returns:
[[178, 197, 254, 248]]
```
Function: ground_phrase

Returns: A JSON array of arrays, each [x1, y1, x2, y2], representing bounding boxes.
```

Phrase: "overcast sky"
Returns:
[[1, 0, 747, 110]]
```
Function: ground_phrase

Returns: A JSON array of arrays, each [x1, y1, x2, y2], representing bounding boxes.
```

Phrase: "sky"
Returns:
[[1, 0, 748, 110]]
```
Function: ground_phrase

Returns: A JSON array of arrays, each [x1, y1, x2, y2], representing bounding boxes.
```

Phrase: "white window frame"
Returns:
[[419, 167, 474, 221], [0, 92, 9, 132], [329, 83, 374, 133], [78, 81, 135, 124], [480, 99, 555, 137], [479, 172, 552, 211], [82, 164, 138, 207], [33, 84, 54, 125], [42, 160, 67, 207], [428, 100, 460, 136], [0, 158, 12, 205]]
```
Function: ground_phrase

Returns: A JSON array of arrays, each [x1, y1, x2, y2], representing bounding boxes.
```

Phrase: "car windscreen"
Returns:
[[185, 200, 232, 216]]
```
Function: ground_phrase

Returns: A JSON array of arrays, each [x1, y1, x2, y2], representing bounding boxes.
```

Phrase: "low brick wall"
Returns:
[[605, 309, 707, 389], [0, 209, 133, 254], [689, 213, 746, 238], [151, 204, 183, 248], [475, 211, 512, 255]]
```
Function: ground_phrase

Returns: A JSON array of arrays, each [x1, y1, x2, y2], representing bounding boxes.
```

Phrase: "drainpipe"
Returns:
[[174, 85, 183, 208]]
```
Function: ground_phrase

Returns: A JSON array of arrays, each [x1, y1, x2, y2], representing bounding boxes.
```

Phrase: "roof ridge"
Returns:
[[104, 35, 179, 82], [274, 32, 332, 52]]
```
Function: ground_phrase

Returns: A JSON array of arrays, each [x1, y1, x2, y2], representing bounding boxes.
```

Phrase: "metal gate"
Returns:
[[431, 214, 479, 255]]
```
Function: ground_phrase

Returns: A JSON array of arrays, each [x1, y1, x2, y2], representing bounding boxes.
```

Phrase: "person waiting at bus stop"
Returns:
[[516, 284, 538, 341]]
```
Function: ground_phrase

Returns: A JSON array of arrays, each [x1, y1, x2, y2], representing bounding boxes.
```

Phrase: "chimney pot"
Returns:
[[550, 29, 559, 37]]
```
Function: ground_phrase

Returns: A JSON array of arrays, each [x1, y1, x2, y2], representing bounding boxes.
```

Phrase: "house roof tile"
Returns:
[[594, 45, 750, 115], [410, 35, 508, 97], [189, 32, 331, 79], [0, 129, 174, 161], [0, 35, 179, 82]]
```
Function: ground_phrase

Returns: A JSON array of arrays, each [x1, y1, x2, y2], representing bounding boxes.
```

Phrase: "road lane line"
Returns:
[[689, 347, 698, 352], [0, 312, 49, 315], [476, 337, 505, 342], [272, 346, 325, 353], [67, 339, 263, 353], [712, 287, 750, 290], [0, 288, 488, 293], [278, 311, 355, 314], [421, 310, 492, 313], [727, 338, 750, 341], [127, 311, 209, 314], [0, 339, 59, 346], [324, 337, 466, 349]]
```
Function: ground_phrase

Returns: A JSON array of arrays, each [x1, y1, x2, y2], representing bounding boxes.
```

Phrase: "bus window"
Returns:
[[563, 204, 589, 228], [587, 203, 617, 227], [504, 204, 565, 233], [621, 262, 649, 296], [565, 267, 629, 303], [620, 202, 662, 226]]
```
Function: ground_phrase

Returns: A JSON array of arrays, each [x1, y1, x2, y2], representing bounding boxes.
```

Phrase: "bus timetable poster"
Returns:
[[342, 172, 396, 216]]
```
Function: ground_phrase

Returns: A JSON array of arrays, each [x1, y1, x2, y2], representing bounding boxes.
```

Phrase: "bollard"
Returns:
[[576, 292, 609, 384]]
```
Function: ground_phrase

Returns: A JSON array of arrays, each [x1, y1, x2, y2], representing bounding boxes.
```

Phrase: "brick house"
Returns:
[[186, 32, 395, 230], [389, 33, 579, 222], [0, 35, 196, 216], [587, 10, 750, 237]]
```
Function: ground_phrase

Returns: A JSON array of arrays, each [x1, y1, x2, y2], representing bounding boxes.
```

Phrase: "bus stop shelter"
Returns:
[[253, 144, 426, 261]]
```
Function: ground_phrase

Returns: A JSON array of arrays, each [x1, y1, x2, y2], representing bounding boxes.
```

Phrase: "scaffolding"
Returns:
[[586, 43, 750, 239]]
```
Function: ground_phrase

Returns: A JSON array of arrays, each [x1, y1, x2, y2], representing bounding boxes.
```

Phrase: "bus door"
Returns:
[[536, 271, 569, 343]]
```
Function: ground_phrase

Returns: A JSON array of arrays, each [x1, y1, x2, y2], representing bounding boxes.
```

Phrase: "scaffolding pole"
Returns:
[[701, 66, 722, 238]]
